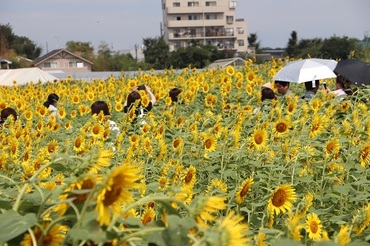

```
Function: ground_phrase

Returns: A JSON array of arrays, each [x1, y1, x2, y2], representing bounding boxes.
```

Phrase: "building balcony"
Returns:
[[166, 6, 229, 14], [167, 19, 226, 28]]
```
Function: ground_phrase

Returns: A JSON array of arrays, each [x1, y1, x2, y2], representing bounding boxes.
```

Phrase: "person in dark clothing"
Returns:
[[123, 85, 156, 123]]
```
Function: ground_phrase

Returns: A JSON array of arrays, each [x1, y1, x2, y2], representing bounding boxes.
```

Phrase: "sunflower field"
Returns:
[[1, 57, 370, 246]]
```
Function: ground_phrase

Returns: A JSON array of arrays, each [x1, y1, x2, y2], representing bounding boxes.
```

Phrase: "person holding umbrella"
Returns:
[[301, 80, 320, 101]]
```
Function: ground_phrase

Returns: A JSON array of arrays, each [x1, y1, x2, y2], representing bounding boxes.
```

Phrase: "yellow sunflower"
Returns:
[[141, 207, 156, 225], [273, 118, 290, 136], [172, 137, 184, 154], [203, 134, 217, 152], [225, 65, 235, 76], [324, 138, 340, 158], [206, 178, 228, 195], [46, 139, 58, 154], [23, 109, 33, 121], [305, 213, 323, 240], [57, 106, 67, 119], [286, 212, 304, 241], [216, 211, 250, 246], [194, 196, 227, 227], [352, 202, 370, 235], [73, 135, 85, 152], [359, 143, 370, 168], [250, 127, 268, 150], [96, 163, 142, 226], [90, 122, 104, 139], [235, 177, 254, 204], [20, 223, 66, 246], [334, 224, 351, 246], [296, 193, 314, 218], [268, 184, 297, 215], [182, 165, 197, 189]]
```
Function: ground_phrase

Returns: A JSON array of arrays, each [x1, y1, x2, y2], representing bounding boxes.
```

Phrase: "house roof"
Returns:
[[207, 57, 246, 69], [0, 57, 12, 65], [33, 49, 93, 66]]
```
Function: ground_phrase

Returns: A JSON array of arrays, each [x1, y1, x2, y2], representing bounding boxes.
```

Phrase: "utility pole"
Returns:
[[134, 44, 138, 63]]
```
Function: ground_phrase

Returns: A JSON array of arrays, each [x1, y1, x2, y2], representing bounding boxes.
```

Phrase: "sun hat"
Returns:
[[262, 82, 273, 90]]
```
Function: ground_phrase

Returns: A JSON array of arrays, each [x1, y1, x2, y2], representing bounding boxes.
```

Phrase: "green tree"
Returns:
[[286, 31, 298, 57], [92, 41, 112, 71], [319, 36, 357, 60], [248, 33, 260, 52], [65, 41, 94, 61], [0, 23, 41, 60], [142, 37, 169, 69], [109, 52, 138, 71]]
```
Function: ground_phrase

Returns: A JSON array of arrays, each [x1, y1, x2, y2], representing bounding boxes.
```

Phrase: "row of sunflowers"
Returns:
[[1, 57, 370, 246]]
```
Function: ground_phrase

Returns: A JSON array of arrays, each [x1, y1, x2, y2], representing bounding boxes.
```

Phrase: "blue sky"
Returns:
[[1, 0, 369, 55]]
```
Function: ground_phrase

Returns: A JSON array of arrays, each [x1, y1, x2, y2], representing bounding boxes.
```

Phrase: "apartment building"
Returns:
[[161, 0, 248, 55]]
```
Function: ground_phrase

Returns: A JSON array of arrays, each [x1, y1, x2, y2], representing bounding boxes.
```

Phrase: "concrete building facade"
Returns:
[[161, 0, 248, 55]]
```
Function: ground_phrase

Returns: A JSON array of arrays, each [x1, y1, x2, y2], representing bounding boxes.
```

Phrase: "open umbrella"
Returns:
[[334, 59, 370, 86], [273, 58, 338, 83]]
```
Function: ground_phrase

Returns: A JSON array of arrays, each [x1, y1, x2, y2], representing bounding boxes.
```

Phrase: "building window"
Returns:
[[69, 61, 84, 68], [175, 16, 181, 20], [226, 16, 234, 24], [188, 15, 199, 20], [188, 29, 196, 37], [174, 42, 181, 50], [206, 1, 216, 6], [229, 0, 237, 8], [237, 27, 244, 34], [206, 14, 217, 20], [188, 1, 199, 7], [225, 28, 234, 36], [237, 40, 244, 46], [44, 62, 58, 68], [173, 2, 180, 7]]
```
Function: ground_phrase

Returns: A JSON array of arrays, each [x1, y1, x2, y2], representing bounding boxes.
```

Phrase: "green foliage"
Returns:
[[0, 23, 42, 60], [142, 36, 170, 69], [65, 40, 95, 61]]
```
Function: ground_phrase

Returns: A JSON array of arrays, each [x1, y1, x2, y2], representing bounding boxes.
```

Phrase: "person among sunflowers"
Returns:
[[123, 85, 156, 124], [301, 80, 319, 101], [0, 107, 18, 126], [43, 93, 60, 121], [169, 87, 182, 104], [91, 100, 120, 133], [274, 80, 293, 97], [253, 83, 277, 114]]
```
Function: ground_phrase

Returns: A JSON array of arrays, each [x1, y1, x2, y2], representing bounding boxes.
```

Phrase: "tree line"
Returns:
[[1, 23, 369, 71]]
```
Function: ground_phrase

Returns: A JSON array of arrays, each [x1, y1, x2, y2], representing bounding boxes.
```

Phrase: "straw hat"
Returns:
[[262, 82, 273, 90]]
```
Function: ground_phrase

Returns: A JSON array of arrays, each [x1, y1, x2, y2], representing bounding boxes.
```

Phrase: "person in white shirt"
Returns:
[[43, 93, 59, 119], [91, 100, 120, 133], [324, 75, 348, 99]]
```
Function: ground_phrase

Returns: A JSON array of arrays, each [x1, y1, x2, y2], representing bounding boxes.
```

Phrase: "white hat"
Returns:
[[262, 82, 273, 90]]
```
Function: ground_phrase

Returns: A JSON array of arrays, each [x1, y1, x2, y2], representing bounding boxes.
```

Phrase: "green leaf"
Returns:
[[68, 218, 108, 243], [0, 210, 37, 244], [272, 238, 304, 246], [159, 215, 196, 246]]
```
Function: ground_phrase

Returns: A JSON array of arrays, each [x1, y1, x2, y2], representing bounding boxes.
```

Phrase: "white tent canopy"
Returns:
[[0, 67, 58, 86]]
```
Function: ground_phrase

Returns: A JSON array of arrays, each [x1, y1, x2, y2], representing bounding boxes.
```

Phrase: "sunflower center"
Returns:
[[75, 139, 81, 148], [326, 143, 335, 152], [276, 123, 287, 133], [174, 139, 180, 148], [185, 172, 193, 183], [310, 221, 318, 233], [271, 189, 286, 207], [205, 139, 212, 149], [240, 184, 249, 198], [103, 184, 122, 206], [254, 133, 263, 145]]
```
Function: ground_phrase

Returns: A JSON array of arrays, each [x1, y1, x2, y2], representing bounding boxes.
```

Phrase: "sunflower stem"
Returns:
[[13, 158, 62, 212]]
